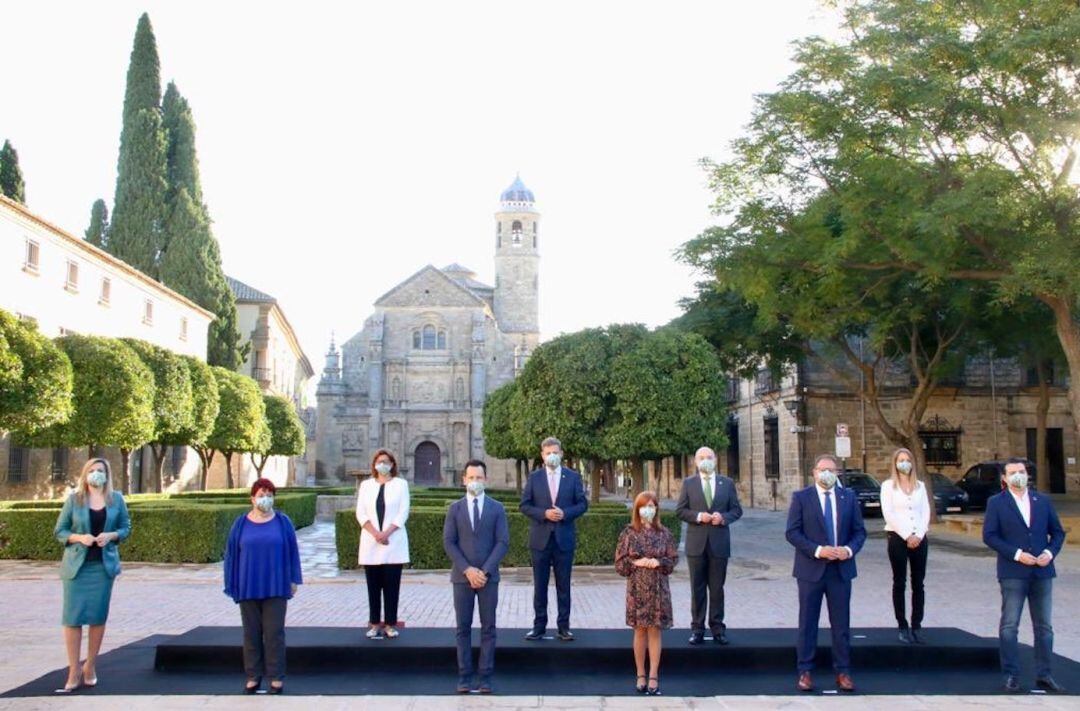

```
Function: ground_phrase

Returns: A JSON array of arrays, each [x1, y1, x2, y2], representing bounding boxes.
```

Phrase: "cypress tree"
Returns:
[[0, 140, 26, 203], [123, 14, 162, 124], [109, 108, 168, 277], [85, 199, 109, 247], [162, 82, 201, 204]]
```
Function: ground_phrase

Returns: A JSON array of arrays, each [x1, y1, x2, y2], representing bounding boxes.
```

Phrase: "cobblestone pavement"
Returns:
[[1, 509, 1077, 710]]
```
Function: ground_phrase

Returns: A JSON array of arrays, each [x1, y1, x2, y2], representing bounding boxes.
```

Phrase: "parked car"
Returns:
[[838, 470, 882, 517], [956, 460, 1038, 510], [927, 472, 969, 515]]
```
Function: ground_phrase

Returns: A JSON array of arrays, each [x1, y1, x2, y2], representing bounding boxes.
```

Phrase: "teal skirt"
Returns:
[[62, 561, 114, 626]]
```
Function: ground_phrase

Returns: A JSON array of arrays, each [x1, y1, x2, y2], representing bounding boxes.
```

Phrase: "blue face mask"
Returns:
[[255, 495, 274, 513], [87, 470, 107, 489], [545, 453, 562, 469], [466, 480, 485, 496]]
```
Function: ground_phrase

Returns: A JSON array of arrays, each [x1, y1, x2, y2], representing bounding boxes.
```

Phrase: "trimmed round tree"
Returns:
[[252, 395, 306, 477], [0, 309, 73, 435], [481, 381, 531, 493], [122, 339, 195, 492], [177, 355, 219, 489], [205, 367, 268, 489]]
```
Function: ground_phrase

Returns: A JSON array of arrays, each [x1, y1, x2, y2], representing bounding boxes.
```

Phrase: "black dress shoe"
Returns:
[[556, 628, 574, 641], [524, 628, 545, 641], [1003, 675, 1021, 693], [1036, 676, 1066, 693], [910, 628, 926, 644], [898, 628, 913, 644], [688, 632, 705, 645], [712, 629, 729, 645]]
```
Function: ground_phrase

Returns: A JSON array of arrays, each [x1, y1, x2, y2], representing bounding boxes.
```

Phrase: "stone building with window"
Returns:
[[314, 176, 541, 486]]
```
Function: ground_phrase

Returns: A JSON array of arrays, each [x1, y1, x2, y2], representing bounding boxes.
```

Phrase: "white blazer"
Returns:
[[356, 476, 410, 565]]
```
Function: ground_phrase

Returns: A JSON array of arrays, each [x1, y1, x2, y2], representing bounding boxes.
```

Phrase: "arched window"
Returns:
[[412, 331, 421, 349], [512, 220, 522, 244], [496, 223, 501, 248], [422, 325, 437, 349], [391, 377, 401, 400], [437, 329, 447, 349], [455, 377, 465, 401]]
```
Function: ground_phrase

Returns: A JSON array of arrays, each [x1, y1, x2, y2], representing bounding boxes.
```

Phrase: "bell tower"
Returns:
[[493, 174, 540, 336]]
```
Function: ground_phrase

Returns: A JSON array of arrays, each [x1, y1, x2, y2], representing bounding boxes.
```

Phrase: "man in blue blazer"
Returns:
[[785, 453, 866, 693], [983, 457, 1066, 693], [519, 436, 588, 640], [443, 460, 510, 694]]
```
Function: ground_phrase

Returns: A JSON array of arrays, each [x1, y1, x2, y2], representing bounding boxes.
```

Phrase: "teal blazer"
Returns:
[[54, 491, 131, 580]]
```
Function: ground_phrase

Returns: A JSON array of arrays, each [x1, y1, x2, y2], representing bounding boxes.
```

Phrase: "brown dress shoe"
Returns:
[[836, 673, 855, 692], [797, 672, 813, 691]]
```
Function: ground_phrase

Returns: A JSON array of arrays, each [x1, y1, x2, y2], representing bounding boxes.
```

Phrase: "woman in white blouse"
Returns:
[[879, 447, 931, 644], [356, 449, 410, 638]]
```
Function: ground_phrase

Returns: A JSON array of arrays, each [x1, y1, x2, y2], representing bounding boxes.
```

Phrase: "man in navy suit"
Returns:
[[983, 457, 1066, 693], [519, 436, 588, 640], [785, 453, 866, 693], [443, 460, 510, 694]]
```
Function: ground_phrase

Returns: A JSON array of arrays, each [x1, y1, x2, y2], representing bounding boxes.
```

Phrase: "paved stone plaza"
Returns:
[[1, 509, 1077, 709]]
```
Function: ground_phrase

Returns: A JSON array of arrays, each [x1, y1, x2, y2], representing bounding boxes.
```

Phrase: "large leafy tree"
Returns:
[[252, 395, 306, 476], [122, 339, 194, 492], [204, 367, 269, 488], [482, 381, 531, 493], [0, 309, 73, 435], [0, 140, 25, 203], [686, 0, 1080, 437], [180, 355, 220, 489]]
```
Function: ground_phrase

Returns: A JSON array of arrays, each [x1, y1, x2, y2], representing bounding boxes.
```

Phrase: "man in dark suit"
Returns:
[[443, 460, 510, 694], [675, 445, 743, 645], [983, 457, 1066, 693], [519, 436, 588, 640], [785, 453, 866, 693]]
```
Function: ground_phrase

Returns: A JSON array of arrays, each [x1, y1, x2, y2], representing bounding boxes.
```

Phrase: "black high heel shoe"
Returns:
[[647, 676, 661, 695], [269, 681, 284, 694], [243, 678, 261, 694], [635, 675, 647, 693]]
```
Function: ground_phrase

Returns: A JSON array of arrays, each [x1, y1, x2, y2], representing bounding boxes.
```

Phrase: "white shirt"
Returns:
[[813, 485, 853, 559], [466, 491, 486, 527], [881, 479, 930, 539], [696, 473, 716, 523], [1008, 488, 1053, 562], [546, 467, 561, 503]]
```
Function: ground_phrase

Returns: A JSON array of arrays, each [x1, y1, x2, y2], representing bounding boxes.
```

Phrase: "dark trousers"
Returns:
[[999, 577, 1053, 678], [364, 564, 403, 625], [796, 563, 852, 673], [687, 549, 728, 634], [453, 581, 499, 682], [239, 597, 288, 681], [531, 535, 574, 631], [886, 532, 928, 629]]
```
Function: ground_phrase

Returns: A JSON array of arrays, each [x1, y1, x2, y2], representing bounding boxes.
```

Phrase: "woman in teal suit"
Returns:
[[53, 458, 131, 692]]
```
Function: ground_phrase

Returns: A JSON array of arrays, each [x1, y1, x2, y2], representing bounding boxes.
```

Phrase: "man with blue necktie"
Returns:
[[520, 436, 588, 641], [444, 460, 509, 694], [983, 457, 1066, 694], [786, 453, 866, 693]]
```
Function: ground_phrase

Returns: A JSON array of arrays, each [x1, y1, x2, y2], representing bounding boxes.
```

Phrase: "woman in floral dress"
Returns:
[[615, 490, 677, 695]]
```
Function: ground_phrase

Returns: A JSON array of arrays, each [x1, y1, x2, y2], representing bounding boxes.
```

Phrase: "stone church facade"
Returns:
[[314, 177, 541, 486]]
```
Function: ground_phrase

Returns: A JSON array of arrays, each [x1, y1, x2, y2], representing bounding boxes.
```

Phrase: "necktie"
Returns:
[[703, 476, 713, 509], [549, 471, 558, 504], [472, 498, 480, 531], [824, 491, 836, 547]]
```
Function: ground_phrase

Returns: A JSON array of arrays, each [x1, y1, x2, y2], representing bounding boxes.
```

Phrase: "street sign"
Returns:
[[835, 436, 852, 459]]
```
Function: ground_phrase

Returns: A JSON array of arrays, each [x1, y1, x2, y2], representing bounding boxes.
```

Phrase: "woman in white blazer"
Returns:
[[880, 447, 931, 644], [356, 448, 410, 638]]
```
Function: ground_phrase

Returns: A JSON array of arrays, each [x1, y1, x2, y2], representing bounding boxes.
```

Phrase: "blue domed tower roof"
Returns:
[[500, 174, 535, 204]]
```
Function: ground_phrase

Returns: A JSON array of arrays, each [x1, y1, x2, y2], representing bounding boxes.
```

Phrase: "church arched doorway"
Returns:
[[414, 441, 441, 484]]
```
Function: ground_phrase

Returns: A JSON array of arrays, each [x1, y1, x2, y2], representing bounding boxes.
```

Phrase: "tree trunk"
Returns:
[[628, 457, 644, 497], [1035, 359, 1051, 494], [253, 453, 268, 476], [224, 451, 235, 489], [589, 457, 602, 504], [150, 443, 166, 494], [515, 458, 524, 494], [1044, 294, 1080, 441], [119, 448, 131, 495]]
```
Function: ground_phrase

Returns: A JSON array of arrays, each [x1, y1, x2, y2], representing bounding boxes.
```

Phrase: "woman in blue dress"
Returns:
[[53, 458, 131, 693], [223, 478, 303, 694]]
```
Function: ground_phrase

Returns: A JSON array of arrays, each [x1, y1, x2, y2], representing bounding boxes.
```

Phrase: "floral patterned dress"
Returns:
[[615, 524, 677, 629]]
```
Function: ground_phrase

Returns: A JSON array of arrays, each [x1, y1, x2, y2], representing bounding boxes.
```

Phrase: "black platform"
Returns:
[[4, 627, 1078, 697]]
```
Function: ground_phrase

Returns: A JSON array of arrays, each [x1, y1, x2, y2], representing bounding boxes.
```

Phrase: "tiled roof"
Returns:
[[226, 276, 275, 303]]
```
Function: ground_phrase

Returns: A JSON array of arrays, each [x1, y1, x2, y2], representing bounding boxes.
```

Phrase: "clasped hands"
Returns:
[[631, 557, 660, 569], [77, 532, 116, 547], [1018, 551, 1053, 567], [544, 507, 565, 522], [464, 566, 489, 588], [817, 546, 852, 561], [697, 512, 725, 526], [374, 529, 393, 545], [905, 535, 922, 550]]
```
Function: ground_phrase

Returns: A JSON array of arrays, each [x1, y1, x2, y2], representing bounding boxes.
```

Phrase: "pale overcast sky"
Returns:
[[4, 1, 839, 384]]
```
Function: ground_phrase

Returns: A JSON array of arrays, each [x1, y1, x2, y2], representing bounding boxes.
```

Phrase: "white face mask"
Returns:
[[896, 460, 913, 475], [374, 462, 392, 476], [87, 470, 107, 489], [466, 480, 485, 496], [255, 495, 274, 513], [638, 506, 657, 522], [1007, 471, 1028, 490], [817, 469, 837, 489], [545, 453, 562, 469], [698, 458, 716, 475]]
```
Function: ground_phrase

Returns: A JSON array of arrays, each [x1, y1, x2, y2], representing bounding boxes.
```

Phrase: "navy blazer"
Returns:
[[519, 467, 588, 551], [982, 489, 1065, 580], [675, 473, 743, 557], [443, 496, 510, 583], [785, 485, 866, 582]]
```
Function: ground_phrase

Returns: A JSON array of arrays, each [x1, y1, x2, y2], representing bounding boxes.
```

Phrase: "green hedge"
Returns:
[[336, 508, 681, 570], [0, 491, 317, 563]]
